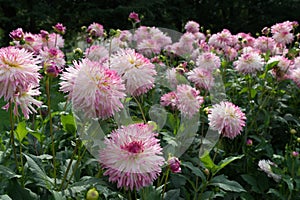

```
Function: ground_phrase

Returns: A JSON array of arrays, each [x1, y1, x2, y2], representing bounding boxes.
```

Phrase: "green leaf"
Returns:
[[250, 88, 257, 98], [139, 185, 161, 200], [15, 121, 29, 143], [51, 190, 66, 200], [164, 189, 180, 200], [23, 154, 54, 189], [181, 162, 206, 181], [200, 151, 217, 171], [209, 175, 246, 193], [60, 113, 77, 134], [267, 188, 285, 200], [7, 179, 38, 200], [30, 131, 45, 142], [0, 165, 21, 179], [0, 195, 12, 200], [214, 155, 244, 175]]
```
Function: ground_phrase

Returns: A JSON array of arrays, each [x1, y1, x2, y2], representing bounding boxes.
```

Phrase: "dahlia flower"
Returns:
[[39, 47, 66, 70], [84, 45, 108, 63], [0, 46, 41, 101], [53, 23, 66, 35], [187, 67, 214, 90], [176, 84, 204, 118], [2, 86, 42, 119], [254, 36, 276, 53], [87, 22, 104, 38], [208, 101, 246, 139], [160, 91, 178, 110], [9, 28, 24, 41], [60, 58, 126, 119], [184, 21, 200, 34], [129, 12, 140, 23], [290, 67, 300, 87], [168, 156, 181, 173], [271, 21, 294, 45], [42, 33, 65, 49], [233, 51, 264, 74], [108, 49, 157, 96], [258, 159, 281, 182], [195, 52, 221, 72], [99, 123, 165, 191], [208, 29, 237, 49]]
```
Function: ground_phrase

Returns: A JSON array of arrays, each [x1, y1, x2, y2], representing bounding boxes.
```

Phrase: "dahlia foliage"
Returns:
[[1, 15, 300, 199]]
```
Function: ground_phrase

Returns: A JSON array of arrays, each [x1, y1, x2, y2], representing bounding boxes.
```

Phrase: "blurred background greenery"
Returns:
[[0, 0, 300, 48]]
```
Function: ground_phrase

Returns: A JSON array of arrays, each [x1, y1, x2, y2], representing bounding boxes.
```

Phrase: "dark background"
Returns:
[[0, 0, 300, 47]]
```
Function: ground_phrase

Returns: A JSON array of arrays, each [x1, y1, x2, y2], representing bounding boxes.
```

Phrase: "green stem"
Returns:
[[9, 101, 19, 169], [64, 147, 87, 189], [161, 168, 170, 199], [46, 77, 56, 186], [19, 144, 24, 187], [59, 140, 80, 191], [133, 96, 147, 123]]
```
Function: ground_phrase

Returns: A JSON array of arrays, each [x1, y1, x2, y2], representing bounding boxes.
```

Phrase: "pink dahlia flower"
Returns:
[[160, 91, 178, 110], [271, 21, 294, 45], [290, 67, 300, 87], [60, 59, 126, 119], [2, 86, 42, 119], [99, 123, 165, 191], [168, 156, 181, 173], [39, 47, 66, 70], [184, 21, 200, 34], [84, 45, 109, 63], [87, 22, 104, 38], [195, 52, 221, 72], [187, 67, 214, 90], [0, 46, 41, 101], [233, 51, 264, 74], [129, 12, 140, 23], [42, 33, 65, 49], [208, 29, 237, 49], [254, 36, 276, 53], [176, 84, 204, 118], [208, 101, 246, 139], [109, 49, 157, 96]]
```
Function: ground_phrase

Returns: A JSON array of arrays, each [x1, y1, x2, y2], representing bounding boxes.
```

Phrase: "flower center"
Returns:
[[122, 141, 144, 153]]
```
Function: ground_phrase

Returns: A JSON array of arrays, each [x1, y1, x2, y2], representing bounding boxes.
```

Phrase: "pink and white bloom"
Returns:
[[258, 159, 281, 182], [2, 86, 42, 119], [254, 36, 276, 53], [208, 101, 246, 139], [233, 51, 264, 74], [187, 67, 214, 90], [268, 55, 291, 79], [160, 91, 178, 110], [42, 33, 65, 49], [208, 29, 237, 49], [84, 45, 109, 63], [184, 21, 200, 34], [99, 123, 165, 191], [195, 52, 221, 72], [9, 28, 24, 41], [271, 21, 294, 45], [168, 156, 181, 173], [109, 49, 157, 96], [176, 84, 204, 118], [289, 67, 300, 87], [60, 59, 126, 119], [128, 12, 140, 23], [87, 22, 104, 38], [0, 46, 41, 101], [39, 47, 66, 69]]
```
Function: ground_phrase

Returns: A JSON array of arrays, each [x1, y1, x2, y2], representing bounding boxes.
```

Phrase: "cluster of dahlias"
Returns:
[[1, 23, 66, 119]]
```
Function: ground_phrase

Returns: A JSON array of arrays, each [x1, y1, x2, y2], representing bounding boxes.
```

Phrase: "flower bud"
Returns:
[[292, 151, 299, 157], [290, 129, 297, 135], [86, 188, 99, 200], [128, 12, 140, 23], [9, 28, 24, 41], [168, 156, 181, 173], [53, 23, 66, 35], [246, 138, 253, 146]]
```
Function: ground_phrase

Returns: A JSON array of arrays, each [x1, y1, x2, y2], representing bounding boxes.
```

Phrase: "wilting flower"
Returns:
[[176, 84, 204, 118], [187, 67, 215, 90], [258, 159, 281, 182], [233, 51, 264, 74], [109, 49, 157, 96], [87, 22, 104, 38], [168, 156, 181, 173], [129, 12, 140, 23], [99, 123, 165, 191], [208, 101, 246, 139], [60, 58, 126, 119], [0, 46, 41, 101]]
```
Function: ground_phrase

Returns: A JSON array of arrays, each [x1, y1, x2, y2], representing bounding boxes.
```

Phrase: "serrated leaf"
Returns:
[[15, 121, 29, 142], [61, 113, 77, 134], [23, 154, 54, 189], [210, 175, 246, 192]]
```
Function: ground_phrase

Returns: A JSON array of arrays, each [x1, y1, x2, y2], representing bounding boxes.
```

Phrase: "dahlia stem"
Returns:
[[64, 146, 86, 190], [9, 101, 19, 170], [59, 139, 80, 191], [161, 168, 170, 199], [133, 96, 147, 123], [46, 76, 57, 186]]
